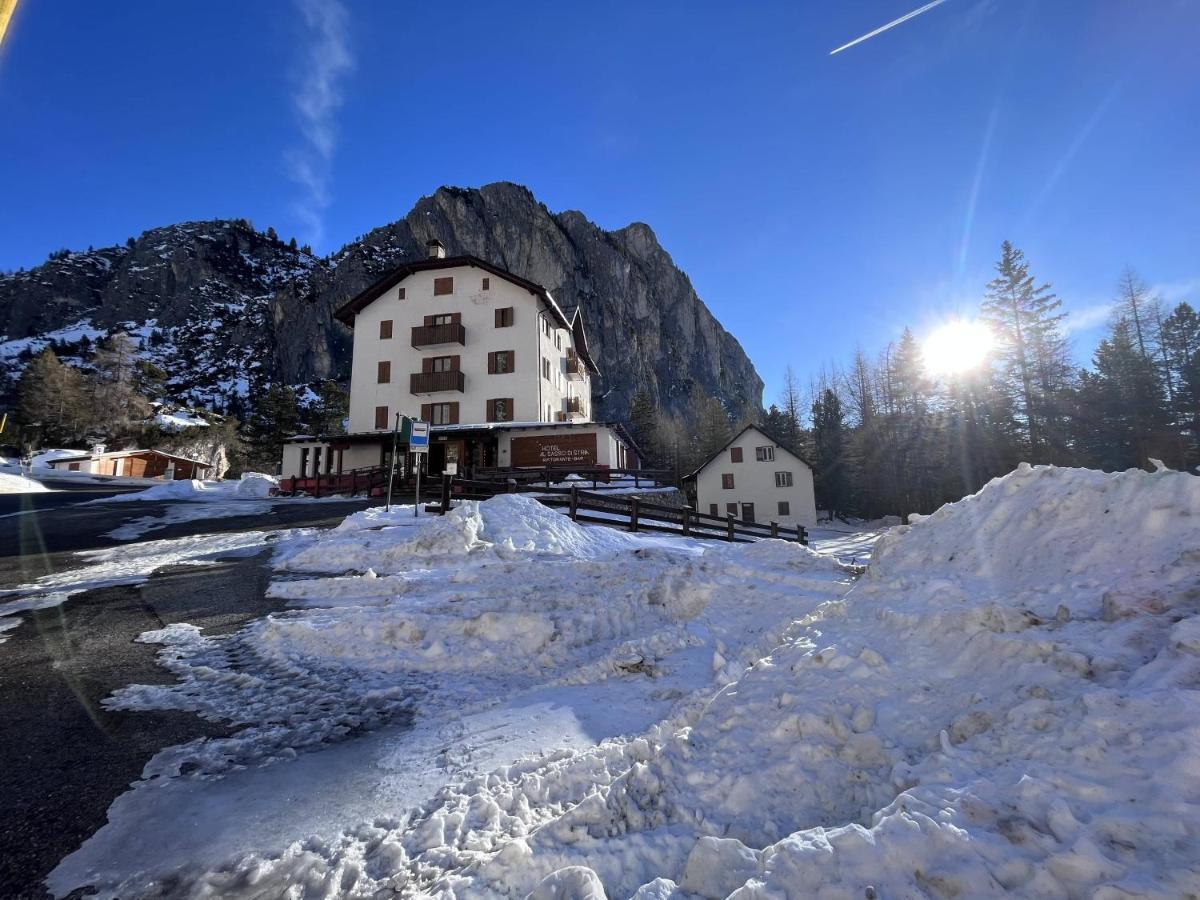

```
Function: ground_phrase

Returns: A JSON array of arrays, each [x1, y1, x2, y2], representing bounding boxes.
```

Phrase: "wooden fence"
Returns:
[[471, 466, 675, 491], [445, 478, 807, 545]]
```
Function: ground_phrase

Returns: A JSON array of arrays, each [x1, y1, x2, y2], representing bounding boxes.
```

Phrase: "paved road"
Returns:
[[0, 494, 377, 898], [0, 492, 374, 590]]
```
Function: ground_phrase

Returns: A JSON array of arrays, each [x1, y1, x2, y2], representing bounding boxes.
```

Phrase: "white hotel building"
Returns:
[[281, 241, 639, 478]]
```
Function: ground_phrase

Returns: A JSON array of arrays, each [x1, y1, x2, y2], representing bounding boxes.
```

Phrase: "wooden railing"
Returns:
[[279, 466, 393, 499], [444, 477, 807, 545], [472, 466, 674, 490], [565, 355, 585, 379], [410, 370, 465, 394], [410, 322, 466, 347]]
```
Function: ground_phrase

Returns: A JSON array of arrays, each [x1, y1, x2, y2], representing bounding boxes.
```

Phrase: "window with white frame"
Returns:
[[775, 471, 793, 488], [756, 446, 775, 462]]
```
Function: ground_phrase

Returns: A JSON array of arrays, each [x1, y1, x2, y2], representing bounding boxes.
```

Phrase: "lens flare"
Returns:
[[923, 320, 994, 376]]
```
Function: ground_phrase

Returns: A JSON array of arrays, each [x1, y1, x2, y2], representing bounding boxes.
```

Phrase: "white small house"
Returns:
[[690, 424, 817, 527]]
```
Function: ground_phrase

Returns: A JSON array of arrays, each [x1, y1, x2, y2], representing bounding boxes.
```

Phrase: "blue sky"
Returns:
[[1, 1, 1197, 404]]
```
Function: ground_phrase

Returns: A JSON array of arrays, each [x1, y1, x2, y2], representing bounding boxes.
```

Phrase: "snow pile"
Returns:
[[0, 471, 51, 493], [280, 494, 643, 574], [105, 473, 278, 503], [54, 468, 1200, 900], [233, 472, 278, 498]]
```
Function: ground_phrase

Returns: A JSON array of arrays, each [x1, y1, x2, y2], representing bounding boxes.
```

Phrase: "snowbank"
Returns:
[[105, 473, 278, 503], [53, 468, 1200, 899], [0, 471, 50, 493]]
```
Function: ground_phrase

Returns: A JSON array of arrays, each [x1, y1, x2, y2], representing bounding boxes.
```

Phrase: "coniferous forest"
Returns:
[[629, 242, 1200, 520]]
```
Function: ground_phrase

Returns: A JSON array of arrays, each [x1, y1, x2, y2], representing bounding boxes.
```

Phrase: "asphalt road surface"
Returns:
[[0, 489, 376, 898]]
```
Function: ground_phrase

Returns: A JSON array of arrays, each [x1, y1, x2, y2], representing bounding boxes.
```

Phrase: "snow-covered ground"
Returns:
[[0, 471, 51, 494], [43, 465, 1200, 898]]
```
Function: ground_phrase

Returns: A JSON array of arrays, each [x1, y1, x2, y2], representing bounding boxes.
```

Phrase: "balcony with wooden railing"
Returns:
[[565, 352, 585, 380], [411, 322, 466, 348], [564, 396, 585, 418], [410, 370, 466, 394]]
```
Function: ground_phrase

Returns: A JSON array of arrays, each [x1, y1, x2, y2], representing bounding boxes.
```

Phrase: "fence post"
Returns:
[[440, 473, 452, 515], [569, 486, 579, 520], [682, 506, 691, 536], [544, 469, 551, 488], [630, 498, 640, 533], [634, 471, 641, 489], [314, 470, 321, 499], [726, 513, 735, 542], [771, 521, 779, 538], [799, 525, 808, 546]]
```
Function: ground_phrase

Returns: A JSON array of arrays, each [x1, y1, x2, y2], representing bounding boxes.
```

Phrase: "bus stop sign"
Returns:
[[409, 420, 430, 453]]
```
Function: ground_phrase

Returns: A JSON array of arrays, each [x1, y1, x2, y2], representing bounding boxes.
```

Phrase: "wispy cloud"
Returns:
[[1062, 301, 1113, 336], [1151, 277, 1200, 305], [286, 0, 354, 248]]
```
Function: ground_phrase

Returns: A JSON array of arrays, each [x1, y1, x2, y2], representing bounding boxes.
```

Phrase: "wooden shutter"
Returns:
[[420, 403, 432, 421], [434, 277, 454, 295], [730, 447, 743, 463], [448, 402, 460, 424], [379, 320, 393, 339], [377, 361, 391, 383], [397, 287, 405, 300], [709, 504, 718, 517], [449, 355, 460, 371], [495, 307, 513, 327], [487, 352, 496, 374], [486, 399, 495, 421], [722, 473, 735, 489], [374, 406, 388, 429], [482, 277, 490, 290]]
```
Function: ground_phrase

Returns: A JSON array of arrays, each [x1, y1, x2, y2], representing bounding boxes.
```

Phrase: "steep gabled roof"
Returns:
[[685, 422, 815, 481], [332, 254, 598, 373]]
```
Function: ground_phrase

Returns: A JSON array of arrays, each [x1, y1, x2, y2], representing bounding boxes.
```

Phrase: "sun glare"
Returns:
[[923, 320, 994, 376]]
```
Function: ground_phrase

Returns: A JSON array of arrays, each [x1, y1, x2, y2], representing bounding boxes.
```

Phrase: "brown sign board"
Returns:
[[511, 432, 598, 468]]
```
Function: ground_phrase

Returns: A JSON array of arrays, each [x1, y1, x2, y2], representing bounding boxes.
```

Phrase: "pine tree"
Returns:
[[777, 366, 804, 455], [981, 241, 1070, 458], [245, 384, 301, 468], [1073, 318, 1171, 469], [16, 349, 89, 445], [308, 380, 349, 436], [811, 389, 850, 519], [694, 392, 733, 463], [1161, 301, 1200, 461]]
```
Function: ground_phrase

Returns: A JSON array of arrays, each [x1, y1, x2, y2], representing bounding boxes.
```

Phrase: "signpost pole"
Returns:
[[386, 413, 401, 511], [408, 419, 430, 518], [414, 455, 421, 517]]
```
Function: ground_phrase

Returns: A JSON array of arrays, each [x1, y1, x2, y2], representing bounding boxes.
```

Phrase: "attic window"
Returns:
[[730, 447, 743, 463], [482, 277, 490, 290], [434, 277, 454, 296], [756, 446, 775, 462], [397, 287, 406, 300]]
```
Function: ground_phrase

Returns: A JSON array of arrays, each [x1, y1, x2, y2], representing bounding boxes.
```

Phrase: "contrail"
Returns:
[[830, 0, 950, 55]]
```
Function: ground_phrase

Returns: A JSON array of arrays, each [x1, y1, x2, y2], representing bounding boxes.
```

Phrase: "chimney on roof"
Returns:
[[426, 239, 446, 259]]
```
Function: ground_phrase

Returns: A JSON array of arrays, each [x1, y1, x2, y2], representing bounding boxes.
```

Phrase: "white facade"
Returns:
[[345, 263, 593, 433], [693, 425, 817, 527]]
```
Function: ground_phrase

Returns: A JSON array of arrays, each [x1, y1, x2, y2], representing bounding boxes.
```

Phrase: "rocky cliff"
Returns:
[[1, 183, 764, 424]]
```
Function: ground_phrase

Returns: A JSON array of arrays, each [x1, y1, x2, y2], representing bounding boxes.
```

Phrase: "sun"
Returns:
[[923, 320, 994, 376]]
